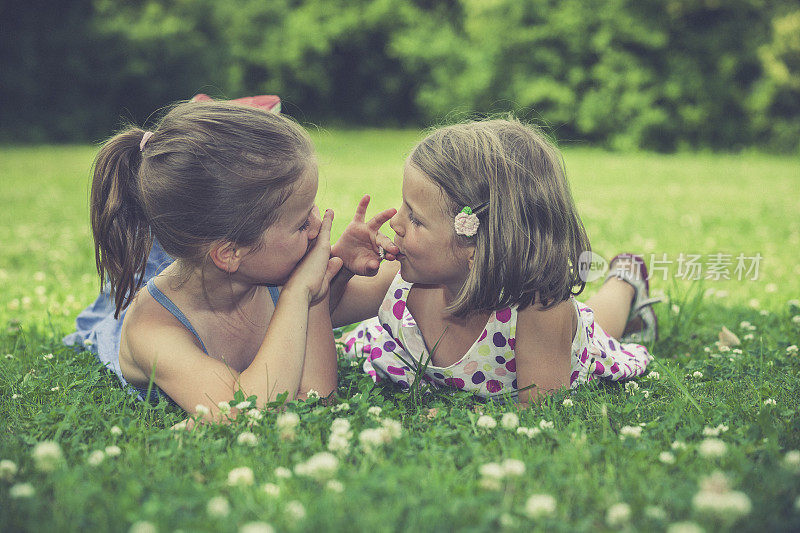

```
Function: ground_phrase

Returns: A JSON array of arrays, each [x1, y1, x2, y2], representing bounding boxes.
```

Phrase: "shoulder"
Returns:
[[515, 299, 576, 346], [120, 286, 204, 378]]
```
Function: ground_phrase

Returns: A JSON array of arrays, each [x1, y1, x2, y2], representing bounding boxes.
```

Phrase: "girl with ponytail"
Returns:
[[67, 100, 394, 418]]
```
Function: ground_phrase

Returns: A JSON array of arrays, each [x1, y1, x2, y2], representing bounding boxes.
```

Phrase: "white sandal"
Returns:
[[604, 253, 661, 344]]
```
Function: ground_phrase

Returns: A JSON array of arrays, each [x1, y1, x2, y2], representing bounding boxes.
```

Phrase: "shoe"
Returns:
[[604, 253, 661, 344]]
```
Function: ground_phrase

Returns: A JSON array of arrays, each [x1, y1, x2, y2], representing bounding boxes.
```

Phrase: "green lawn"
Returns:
[[1, 134, 799, 532]]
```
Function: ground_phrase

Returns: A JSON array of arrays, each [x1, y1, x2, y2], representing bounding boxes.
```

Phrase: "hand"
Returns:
[[286, 209, 343, 303], [331, 195, 399, 276]]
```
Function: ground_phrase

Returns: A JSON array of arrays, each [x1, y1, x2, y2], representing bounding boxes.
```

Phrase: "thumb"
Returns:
[[323, 257, 343, 285]]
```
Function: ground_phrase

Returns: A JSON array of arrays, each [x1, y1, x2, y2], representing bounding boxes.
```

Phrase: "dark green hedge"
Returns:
[[2, 0, 798, 151]]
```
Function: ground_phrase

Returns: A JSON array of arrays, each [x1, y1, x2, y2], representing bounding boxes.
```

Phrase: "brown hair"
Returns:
[[409, 117, 590, 317], [91, 101, 315, 317]]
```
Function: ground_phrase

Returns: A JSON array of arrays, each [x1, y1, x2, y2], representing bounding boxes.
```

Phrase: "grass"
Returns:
[[1, 133, 799, 532]]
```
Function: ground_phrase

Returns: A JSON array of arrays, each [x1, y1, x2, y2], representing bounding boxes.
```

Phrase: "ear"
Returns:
[[465, 245, 476, 271], [209, 241, 247, 273]]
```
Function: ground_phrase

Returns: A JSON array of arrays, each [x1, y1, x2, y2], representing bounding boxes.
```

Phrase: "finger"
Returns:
[[367, 207, 397, 231], [366, 258, 380, 274], [317, 209, 334, 242], [323, 257, 343, 285], [375, 233, 400, 254], [353, 195, 371, 223]]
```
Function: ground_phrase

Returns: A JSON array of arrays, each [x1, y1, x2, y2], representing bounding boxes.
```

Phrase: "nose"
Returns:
[[389, 210, 403, 237], [308, 205, 322, 240]]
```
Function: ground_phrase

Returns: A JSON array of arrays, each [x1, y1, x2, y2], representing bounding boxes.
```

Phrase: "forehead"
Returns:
[[402, 162, 449, 216], [279, 164, 318, 218]]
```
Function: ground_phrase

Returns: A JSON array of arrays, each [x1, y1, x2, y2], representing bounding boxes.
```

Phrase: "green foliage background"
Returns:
[[2, 0, 799, 151]]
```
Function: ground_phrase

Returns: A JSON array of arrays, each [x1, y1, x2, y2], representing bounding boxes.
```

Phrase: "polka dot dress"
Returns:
[[344, 272, 652, 399]]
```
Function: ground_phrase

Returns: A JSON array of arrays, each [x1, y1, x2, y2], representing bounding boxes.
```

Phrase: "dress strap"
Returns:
[[267, 285, 280, 307], [146, 279, 209, 355]]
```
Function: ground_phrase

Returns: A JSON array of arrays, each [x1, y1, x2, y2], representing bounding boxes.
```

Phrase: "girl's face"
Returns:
[[390, 162, 473, 290], [237, 165, 321, 285]]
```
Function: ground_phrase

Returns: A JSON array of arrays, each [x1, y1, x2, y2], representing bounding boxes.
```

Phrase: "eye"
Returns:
[[299, 218, 311, 232], [408, 212, 422, 227]]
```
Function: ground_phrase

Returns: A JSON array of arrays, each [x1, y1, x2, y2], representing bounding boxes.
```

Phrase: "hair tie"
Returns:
[[139, 131, 154, 152], [454, 206, 480, 237]]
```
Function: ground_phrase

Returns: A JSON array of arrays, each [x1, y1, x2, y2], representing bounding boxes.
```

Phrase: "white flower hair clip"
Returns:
[[454, 206, 480, 237]]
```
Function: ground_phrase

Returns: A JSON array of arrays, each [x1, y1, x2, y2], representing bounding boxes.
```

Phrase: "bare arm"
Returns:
[[126, 210, 342, 420], [514, 300, 576, 407], [331, 260, 399, 328], [296, 294, 338, 400]]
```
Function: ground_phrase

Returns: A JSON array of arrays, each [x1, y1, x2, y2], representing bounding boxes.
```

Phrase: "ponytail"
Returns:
[[90, 128, 154, 318]]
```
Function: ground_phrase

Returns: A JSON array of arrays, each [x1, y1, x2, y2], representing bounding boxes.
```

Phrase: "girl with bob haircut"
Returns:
[[67, 100, 395, 418], [334, 118, 657, 404]]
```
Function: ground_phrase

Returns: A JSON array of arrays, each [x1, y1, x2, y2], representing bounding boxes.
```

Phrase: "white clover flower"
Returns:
[[217, 401, 232, 414], [235, 401, 251, 410], [4, 353, 12, 360], [476, 415, 497, 429], [642, 390, 650, 399], [648, 371, 660, 380], [171, 420, 189, 432], [562, 398, 574, 407], [625, 381, 640, 393], [792, 315, 800, 324], [501, 412, 519, 429], [11, 393, 20, 399], [787, 345, 798, 355], [262, 483, 280, 497], [294, 452, 339, 481], [743, 333, 754, 341], [50, 386, 60, 392], [659, 451, 676, 464], [276, 412, 300, 430], [539, 420, 554, 430], [328, 432, 351, 454], [692, 371, 703, 379], [326, 479, 345, 493], [619, 425, 643, 440], [110, 425, 123, 436], [331, 418, 351, 434], [501, 458, 526, 477], [359, 428, 390, 452], [246, 409, 263, 422], [789, 299, 800, 308], [128, 521, 157, 533], [105, 445, 121, 457], [43, 353, 54, 360], [83, 339, 94, 347], [698, 438, 727, 458], [32, 441, 64, 472], [693, 490, 751, 517], [87, 450, 105, 466], [274, 467, 292, 479], [331, 402, 350, 413], [0, 460, 18, 480], [286, 500, 306, 520], [227, 466, 255, 486], [782, 450, 800, 471], [703, 426, 721, 437], [672, 440, 687, 451], [666, 521, 705, 533], [237, 432, 258, 447], [644, 505, 667, 521], [516, 426, 540, 438], [606, 502, 631, 527], [739, 321, 754, 330], [479, 462, 504, 481], [525, 493, 557, 519], [239, 522, 275, 533], [194, 404, 210, 417], [9, 482, 35, 498], [306, 389, 320, 400], [763, 398, 777, 406], [381, 418, 402, 439], [206, 496, 230, 517], [367, 406, 382, 417]]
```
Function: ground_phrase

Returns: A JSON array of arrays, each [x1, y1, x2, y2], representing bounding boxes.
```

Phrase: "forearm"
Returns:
[[297, 295, 338, 399], [328, 266, 355, 314], [238, 285, 309, 406]]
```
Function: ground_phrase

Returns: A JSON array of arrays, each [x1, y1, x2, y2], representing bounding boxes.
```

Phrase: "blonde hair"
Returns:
[[409, 118, 590, 317]]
